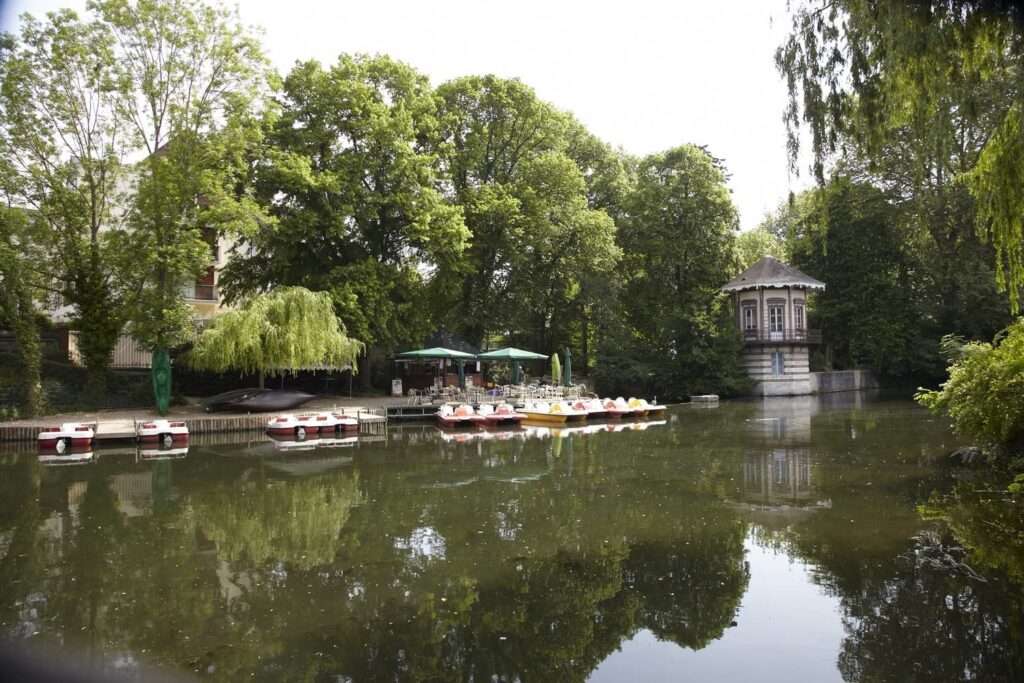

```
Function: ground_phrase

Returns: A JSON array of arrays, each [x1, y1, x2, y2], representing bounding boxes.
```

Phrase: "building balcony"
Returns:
[[742, 328, 822, 345], [182, 283, 219, 301]]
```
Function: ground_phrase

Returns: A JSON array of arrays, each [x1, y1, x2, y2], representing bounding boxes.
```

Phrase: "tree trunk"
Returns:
[[358, 353, 371, 391], [258, 368, 265, 389]]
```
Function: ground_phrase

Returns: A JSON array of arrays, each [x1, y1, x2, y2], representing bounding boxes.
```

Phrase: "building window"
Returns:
[[794, 305, 804, 330], [742, 305, 757, 331], [771, 351, 785, 375], [769, 305, 784, 337]]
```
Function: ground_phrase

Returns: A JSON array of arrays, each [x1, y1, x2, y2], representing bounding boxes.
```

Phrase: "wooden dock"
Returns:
[[0, 409, 389, 443]]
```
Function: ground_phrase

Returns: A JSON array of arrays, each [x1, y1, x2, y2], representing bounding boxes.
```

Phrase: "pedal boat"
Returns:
[[38, 423, 94, 452], [478, 403, 526, 425], [137, 419, 190, 443]]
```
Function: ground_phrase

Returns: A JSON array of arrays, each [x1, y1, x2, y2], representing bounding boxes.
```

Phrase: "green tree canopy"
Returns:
[[735, 226, 787, 270], [786, 179, 933, 377], [219, 54, 468, 364], [777, 0, 1024, 310], [94, 0, 273, 352], [597, 144, 748, 399], [187, 286, 364, 387], [0, 8, 127, 394], [430, 75, 620, 352]]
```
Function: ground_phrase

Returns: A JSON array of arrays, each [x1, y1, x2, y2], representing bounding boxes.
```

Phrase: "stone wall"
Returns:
[[808, 369, 878, 394]]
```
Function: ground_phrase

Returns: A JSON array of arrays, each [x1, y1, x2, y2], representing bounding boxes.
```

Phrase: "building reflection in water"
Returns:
[[737, 396, 830, 522], [743, 448, 814, 508]]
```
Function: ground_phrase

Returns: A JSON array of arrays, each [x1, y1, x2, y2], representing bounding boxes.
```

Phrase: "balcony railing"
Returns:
[[742, 328, 822, 344], [182, 283, 218, 301]]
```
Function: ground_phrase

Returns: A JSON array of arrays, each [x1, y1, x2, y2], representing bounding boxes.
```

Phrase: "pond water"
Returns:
[[1, 392, 1022, 681]]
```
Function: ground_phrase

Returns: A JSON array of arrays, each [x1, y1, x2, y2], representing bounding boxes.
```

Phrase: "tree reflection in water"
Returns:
[[0, 394, 1020, 680]]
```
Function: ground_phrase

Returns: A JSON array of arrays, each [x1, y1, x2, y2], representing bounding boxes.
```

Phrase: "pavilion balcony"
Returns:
[[182, 283, 218, 301], [742, 328, 822, 345]]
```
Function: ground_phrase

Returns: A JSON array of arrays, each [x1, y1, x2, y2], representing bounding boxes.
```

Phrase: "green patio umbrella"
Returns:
[[563, 347, 572, 386], [395, 347, 476, 359], [551, 353, 561, 385], [477, 347, 548, 386]]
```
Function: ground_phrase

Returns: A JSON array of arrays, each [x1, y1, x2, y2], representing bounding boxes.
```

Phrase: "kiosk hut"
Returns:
[[722, 256, 824, 396]]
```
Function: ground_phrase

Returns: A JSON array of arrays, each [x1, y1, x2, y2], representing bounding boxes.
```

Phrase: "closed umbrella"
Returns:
[[458, 360, 466, 389], [551, 353, 561, 385], [563, 347, 572, 386]]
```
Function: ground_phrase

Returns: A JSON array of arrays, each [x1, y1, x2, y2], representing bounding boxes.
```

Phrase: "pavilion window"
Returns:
[[742, 304, 757, 331]]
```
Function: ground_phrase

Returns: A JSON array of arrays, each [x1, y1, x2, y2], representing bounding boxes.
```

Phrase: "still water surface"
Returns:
[[1, 392, 1022, 681]]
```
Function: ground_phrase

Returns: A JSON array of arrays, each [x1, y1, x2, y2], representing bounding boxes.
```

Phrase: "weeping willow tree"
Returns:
[[776, 0, 1024, 310], [188, 286, 364, 388]]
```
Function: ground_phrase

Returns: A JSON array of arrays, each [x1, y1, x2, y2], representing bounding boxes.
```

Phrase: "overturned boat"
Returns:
[[201, 388, 314, 413]]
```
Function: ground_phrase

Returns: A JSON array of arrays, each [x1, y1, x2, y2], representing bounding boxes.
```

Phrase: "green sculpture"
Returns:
[[152, 348, 171, 416]]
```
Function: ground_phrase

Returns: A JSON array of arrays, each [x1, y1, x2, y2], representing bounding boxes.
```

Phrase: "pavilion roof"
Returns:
[[721, 255, 825, 292]]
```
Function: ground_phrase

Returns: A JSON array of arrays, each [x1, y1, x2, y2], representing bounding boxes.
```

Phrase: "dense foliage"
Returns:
[[777, 0, 1024, 310], [917, 319, 1024, 454]]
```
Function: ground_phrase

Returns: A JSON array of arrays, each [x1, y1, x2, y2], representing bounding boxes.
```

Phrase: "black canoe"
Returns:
[[201, 388, 315, 413]]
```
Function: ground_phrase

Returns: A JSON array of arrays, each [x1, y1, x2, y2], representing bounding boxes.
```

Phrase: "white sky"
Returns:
[[2, 0, 809, 230]]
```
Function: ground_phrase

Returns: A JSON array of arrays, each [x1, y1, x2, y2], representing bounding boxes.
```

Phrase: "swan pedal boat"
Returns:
[[601, 398, 635, 418], [629, 397, 667, 416], [38, 423, 94, 451], [437, 404, 486, 427], [477, 403, 525, 425], [572, 398, 608, 418], [137, 419, 190, 443]]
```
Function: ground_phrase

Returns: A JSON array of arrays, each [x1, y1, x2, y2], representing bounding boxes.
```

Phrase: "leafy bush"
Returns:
[[916, 318, 1024, 453]]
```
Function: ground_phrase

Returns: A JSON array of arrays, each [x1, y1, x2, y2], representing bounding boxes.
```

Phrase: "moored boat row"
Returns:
[[435, 396, 667, 427]]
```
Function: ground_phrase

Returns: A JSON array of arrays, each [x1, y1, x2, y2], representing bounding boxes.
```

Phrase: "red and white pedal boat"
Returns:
[[267, 413, 320, 436], [137, 419, 190, 443], [38, 423, 94, 452], [478, 403, 525, 425], [328, 412, 359, 431]]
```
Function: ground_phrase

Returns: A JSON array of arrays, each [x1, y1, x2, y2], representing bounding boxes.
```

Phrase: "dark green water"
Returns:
[[1, 392, 1022, 681]]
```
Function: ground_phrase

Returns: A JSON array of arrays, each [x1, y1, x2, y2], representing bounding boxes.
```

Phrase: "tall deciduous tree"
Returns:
[[777, 0, 1024, 310], [786, 179, 933, 377], [0, 206, 44, 415], [598, 144, 747, 399], [187, 286, 363, 388], [431, 76, 620, 352], [0, 10, 127, 397], [220, 54, 468, 378], [95, 0, 272, 352]]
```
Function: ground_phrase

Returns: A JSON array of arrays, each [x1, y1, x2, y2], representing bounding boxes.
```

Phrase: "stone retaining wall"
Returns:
[[808, 369, 878, 394]]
